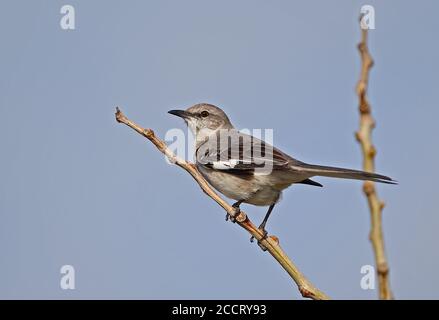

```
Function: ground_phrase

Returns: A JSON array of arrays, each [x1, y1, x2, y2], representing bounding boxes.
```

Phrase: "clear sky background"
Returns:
[[1, 0, 438, 299]]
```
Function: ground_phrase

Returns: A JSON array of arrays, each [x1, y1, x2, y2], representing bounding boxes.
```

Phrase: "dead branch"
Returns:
[[115, 107, 329, 300], [355, 25, 393, 299]]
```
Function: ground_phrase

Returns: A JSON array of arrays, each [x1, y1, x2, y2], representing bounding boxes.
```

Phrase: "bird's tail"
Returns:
[[299, 163, 397, 184]]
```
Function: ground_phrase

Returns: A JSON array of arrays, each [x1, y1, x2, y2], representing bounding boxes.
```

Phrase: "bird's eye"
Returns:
[[200, 111, 209, 118]]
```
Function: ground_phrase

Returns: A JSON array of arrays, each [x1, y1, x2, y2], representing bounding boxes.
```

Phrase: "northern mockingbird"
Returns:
[[169, 103, 396, 241]]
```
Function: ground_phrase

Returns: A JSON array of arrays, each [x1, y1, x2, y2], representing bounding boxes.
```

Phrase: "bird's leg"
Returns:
[[250, 204, 276, 243], [226, 200, 244, 222]]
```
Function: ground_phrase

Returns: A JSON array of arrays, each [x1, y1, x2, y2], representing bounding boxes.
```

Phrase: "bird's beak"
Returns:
[[168, 109, 192, 119]]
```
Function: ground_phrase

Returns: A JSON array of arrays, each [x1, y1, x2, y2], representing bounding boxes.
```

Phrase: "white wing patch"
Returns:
[[211, 159, 253, 170], [211, 159, 238, 170]]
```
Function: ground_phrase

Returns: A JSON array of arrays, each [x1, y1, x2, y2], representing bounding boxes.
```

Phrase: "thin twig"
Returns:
[[355, 25, 393, 299], [115, 107, 329, 300]]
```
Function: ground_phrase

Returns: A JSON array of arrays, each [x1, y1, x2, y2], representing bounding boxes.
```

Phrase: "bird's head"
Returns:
[[168, 103, 233, 136]]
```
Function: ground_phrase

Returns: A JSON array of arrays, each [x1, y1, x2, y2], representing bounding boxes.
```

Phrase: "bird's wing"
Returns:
[[196, 130, 292, 171]]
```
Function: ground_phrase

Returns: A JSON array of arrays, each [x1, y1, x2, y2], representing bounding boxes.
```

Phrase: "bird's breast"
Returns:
[[196, 165, 283, 206]]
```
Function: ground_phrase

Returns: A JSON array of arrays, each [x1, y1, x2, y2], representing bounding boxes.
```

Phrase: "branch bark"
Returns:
[[115, 107, 329, 300], [355, 26, 393, 299]]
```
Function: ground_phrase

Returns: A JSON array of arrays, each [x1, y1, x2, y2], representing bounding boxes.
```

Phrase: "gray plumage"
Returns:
[[169, 103, 396, 237]]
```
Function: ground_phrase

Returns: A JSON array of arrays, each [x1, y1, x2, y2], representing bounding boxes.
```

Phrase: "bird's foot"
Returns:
[[250, 226, 268, 245], [226, 202, 242, 223], [225, 212, 236, 222]]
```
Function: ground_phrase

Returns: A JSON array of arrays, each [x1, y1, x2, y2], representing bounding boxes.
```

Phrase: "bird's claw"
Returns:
[[250, 227, 268, 246], [226, 203, 241, 223], [225, 212, 236, 222]]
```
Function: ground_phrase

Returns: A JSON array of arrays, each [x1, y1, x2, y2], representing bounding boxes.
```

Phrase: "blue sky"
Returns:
[[0, 0, 438, 299]]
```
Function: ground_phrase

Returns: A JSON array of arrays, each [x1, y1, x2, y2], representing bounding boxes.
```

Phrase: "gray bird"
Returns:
[[169, 103, 396, 242]]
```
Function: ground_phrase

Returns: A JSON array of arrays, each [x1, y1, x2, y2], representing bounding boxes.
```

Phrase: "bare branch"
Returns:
[[115, 107, 329, 300], [355, 26, 393, 299]]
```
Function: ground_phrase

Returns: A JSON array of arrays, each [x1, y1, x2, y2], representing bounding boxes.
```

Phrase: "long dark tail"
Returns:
[[299, 163, 397, 184]]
